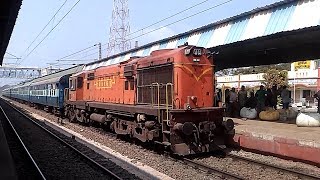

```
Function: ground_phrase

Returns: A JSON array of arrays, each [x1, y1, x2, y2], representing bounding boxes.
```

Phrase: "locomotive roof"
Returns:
[[83, 46, 190, 71]]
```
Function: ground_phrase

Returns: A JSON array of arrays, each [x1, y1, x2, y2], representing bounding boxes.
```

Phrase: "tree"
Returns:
[[216, 63, 291, 76], [262, 69, 288, 88], [233, 63, 291, 75]]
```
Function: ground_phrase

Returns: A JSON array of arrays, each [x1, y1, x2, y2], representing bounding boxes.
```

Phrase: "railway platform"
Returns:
[[0, 117, 17, 179], [232, 117, 320, 166]]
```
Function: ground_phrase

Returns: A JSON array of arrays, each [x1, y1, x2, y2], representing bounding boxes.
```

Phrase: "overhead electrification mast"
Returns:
[[107, 0, 131, 56]]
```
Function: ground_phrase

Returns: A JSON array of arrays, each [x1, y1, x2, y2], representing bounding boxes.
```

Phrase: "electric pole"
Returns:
[[95, 43, 102, 61], [107, 0, 131, 57], [99, 42, 102, 60]]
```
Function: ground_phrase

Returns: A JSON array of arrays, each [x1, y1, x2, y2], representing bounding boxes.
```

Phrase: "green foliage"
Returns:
[[262, 69, 288, 89]]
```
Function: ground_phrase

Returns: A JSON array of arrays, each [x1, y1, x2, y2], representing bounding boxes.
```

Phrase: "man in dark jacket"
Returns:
[[245, 91, 257, 109], [314, 90, 320, 113], [255, 85, 267, 114]]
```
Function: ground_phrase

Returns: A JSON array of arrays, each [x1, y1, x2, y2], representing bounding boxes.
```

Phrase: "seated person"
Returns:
[[244, 92, 257, 109]]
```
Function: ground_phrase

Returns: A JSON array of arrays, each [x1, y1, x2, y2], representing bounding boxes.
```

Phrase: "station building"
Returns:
[[216, 60, 320, 106]]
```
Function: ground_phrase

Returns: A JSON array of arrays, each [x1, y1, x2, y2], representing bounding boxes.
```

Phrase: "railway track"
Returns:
[[0, 99, 135, 180], [0, 106, 45, 179], [182, 157, 245, 180], [4, 97, 319, 180], [228, 154, 320, 180]]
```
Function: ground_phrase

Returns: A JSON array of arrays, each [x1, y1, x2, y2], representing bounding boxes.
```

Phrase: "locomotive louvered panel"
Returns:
[[137, 64, 173, 105], [124, 65, 134, 78]]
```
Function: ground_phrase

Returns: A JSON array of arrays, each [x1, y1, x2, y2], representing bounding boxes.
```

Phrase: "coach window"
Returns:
[[77, 77, 83, 89]]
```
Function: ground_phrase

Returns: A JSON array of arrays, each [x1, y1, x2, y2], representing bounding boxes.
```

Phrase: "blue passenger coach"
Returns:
[[2, 65, 84, 115]]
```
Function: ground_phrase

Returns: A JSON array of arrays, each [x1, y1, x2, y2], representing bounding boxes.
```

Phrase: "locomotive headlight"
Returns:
[[193, 58, 200, 62]]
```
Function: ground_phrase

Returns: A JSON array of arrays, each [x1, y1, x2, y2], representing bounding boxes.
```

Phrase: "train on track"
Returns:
[[2, 45, 235, 155]]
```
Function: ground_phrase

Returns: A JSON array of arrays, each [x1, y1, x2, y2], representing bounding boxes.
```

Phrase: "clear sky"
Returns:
[[4, 0, 280, 68]]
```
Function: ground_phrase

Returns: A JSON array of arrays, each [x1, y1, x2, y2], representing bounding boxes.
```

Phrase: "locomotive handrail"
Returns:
[[165, 83, 174, 126], [151, 83, 161, 123]]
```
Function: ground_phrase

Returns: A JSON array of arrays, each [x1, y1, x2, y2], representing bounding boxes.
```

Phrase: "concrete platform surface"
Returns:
[[232, 118, 320, 165]]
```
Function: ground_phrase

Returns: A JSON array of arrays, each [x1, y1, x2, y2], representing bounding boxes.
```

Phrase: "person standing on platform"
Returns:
[[214, 89, 222, 107], [229, 87, 238, 118], [271, 85, 278, 110], [245, 91, 257, 109], [238, 85, 247, 109], [313, 90, 320, 113], [281, 85, 290, 109], [255, 85, 267, 115], [265, 88, 273, 107], [225, 89, 230, 116], [217, 89, 222, 107]]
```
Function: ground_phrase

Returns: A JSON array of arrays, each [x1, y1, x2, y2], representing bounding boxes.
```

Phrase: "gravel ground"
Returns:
[[194, 155, 315, 180], [229, 150, 320, 178], [5, 97, 320, 180]]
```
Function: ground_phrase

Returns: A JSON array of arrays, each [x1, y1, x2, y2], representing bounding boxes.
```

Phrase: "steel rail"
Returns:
[[0, 106, 46, 180], [2, 99, 123, 180], [228, 154, 320, 180], [183, 158, 245, 180]]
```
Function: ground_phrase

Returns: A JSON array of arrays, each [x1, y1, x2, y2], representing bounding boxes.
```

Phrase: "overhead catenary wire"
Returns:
[[58, 45, 97, 60], [5, 52, 20, 59], [51, 42, 107, 63], [17, 0, 81, 66], [50, 0, 233, 67], [77, 50, 100, 59], [128, 0, 233, 41], [84, 0, 233, 60], [21, 0, 68, 56], [57, 59, 95, 62], [56, 0, 212, 62], [127, 0, 211, 37]]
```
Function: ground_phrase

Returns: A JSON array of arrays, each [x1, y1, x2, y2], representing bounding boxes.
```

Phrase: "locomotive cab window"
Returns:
[[130, 80, 134, 90], [70, 79, 76, 91], [125, 80, 129, 90], [77, 77, 83, 89], [87, 73, 95, 80]]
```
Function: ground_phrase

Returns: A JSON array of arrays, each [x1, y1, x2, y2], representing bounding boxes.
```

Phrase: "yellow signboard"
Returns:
[[294, 61, 311, 71]]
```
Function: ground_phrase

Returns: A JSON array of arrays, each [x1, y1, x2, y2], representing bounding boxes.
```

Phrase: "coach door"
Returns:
[[68, 77, 76, 101], [76, 75, 84, 101], [123, 65, 135, 104]]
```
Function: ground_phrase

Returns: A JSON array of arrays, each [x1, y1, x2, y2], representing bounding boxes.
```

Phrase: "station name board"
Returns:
[[294, 61, 311, 71]]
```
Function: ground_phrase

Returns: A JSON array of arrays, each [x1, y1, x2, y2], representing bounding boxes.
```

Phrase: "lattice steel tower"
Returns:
[[107, 0, 131, 56]]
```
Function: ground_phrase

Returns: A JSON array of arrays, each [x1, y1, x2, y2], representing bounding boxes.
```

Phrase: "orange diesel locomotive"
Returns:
[[66, 45, 234, 155]]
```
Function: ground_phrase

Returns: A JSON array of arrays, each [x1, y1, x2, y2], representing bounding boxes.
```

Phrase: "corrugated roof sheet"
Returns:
[[30, 65, 84, 85], [83, 0, 320, 71]]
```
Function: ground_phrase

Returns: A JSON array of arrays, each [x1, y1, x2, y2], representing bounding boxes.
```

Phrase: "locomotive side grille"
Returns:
[[124, 65, 134, 78], [137, 63, 173, 105]]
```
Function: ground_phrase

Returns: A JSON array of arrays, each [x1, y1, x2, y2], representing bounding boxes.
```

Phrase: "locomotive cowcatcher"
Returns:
[[66, 45, 235, 155]]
